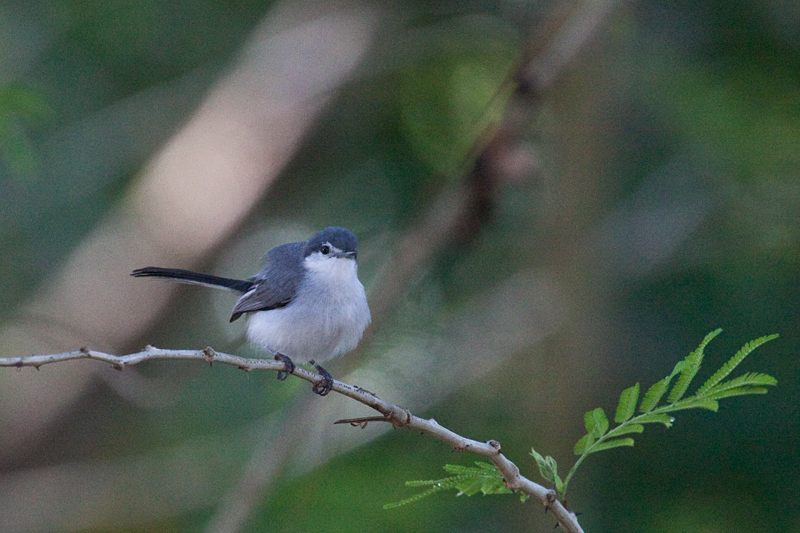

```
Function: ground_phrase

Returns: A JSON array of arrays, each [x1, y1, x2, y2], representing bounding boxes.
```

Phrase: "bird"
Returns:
[[131, 227, 371, 395]]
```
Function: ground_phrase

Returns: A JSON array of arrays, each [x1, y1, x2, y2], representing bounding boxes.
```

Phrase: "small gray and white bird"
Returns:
[[131, 227, 371, 395]]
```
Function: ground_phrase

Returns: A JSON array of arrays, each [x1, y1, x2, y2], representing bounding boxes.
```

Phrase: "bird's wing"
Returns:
[[229, 241, 304, 321]]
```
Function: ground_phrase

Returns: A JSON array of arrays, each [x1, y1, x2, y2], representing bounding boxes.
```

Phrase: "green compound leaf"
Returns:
[[587, 438, 635, 453], [584, 407, 609, 436], [673, 398, 719, 412], [385, 462, 528, 509], [384, 484, 450, 509], [573, 433, 596, 455], [633, 413, 675, 427], [605, 423, 645, 439], [389, 331, 778, 510], [615, 383, 640, 423], [560, 330, 777, 501], [640, 360, 684, 413], [668, 329, 722, 403], [696, 335, 779, 396]]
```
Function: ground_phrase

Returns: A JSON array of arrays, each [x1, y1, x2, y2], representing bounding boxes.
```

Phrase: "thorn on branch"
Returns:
[[79, 346, 90, 355], [334, 416, 391, 428]]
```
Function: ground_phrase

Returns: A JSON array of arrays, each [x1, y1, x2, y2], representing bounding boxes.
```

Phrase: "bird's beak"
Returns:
[[337, 250, 358, 259]]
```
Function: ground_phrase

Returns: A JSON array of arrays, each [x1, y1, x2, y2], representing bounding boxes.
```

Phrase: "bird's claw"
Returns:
[[309, 360, 334, 396], [274, 353, 295, 380]]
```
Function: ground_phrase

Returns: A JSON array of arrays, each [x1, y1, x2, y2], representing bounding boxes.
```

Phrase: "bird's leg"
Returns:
[[273, 352, 295, 380], [309, 360, 334, 396]]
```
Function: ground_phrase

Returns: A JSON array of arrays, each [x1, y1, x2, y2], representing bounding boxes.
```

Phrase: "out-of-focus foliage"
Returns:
[[398, 15, 519, 178], [0, 82, 50, 175], [0, 0, 798, 532], [0, 0, 261, 315]]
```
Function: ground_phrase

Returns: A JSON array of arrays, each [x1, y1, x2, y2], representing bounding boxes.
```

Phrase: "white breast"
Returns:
[[245, 256, 370, 363]]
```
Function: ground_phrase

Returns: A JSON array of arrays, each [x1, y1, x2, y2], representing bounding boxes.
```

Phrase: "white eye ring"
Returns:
[[321, 244, 331, 255]]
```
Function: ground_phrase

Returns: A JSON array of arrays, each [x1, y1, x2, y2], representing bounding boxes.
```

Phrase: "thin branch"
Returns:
[[0, 347, 583, 533]]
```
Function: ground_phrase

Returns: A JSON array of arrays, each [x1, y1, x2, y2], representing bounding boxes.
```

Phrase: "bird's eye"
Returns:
[[321, 244, 331, 255]]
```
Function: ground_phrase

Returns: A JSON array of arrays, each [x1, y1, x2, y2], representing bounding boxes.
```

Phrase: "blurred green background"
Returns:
[[1, 0, 798, 531]]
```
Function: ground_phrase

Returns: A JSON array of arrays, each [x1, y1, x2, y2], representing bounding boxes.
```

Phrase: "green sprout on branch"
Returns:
[[384, 462, 528, 509]]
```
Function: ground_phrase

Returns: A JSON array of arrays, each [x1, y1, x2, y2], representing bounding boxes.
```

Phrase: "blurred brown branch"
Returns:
[[368, 0, 622, 329], [0, 347, 583, 533], [522, 0, 621, 93]]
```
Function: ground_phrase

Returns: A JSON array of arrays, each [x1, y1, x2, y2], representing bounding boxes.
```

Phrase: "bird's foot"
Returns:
[[274, 352, 295, 380], [309, 360, 334, 396]]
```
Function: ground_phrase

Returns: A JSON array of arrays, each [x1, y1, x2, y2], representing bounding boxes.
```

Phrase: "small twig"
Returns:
[[0, 347, 583, 532], [334, 416, 393, 428]]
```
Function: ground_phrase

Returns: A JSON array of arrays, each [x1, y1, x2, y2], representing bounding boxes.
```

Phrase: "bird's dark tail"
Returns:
[[131, 267, 254, 293]]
